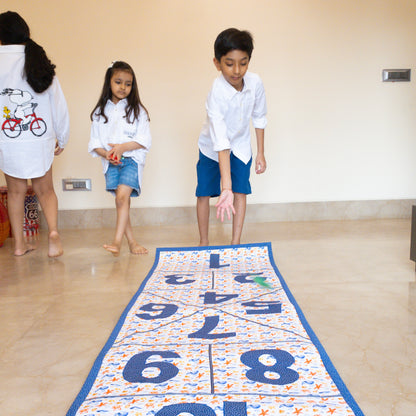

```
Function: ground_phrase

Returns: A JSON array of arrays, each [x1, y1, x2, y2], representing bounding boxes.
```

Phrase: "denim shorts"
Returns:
[[195, 151, 252, 197], [105, 157, 140, 197]]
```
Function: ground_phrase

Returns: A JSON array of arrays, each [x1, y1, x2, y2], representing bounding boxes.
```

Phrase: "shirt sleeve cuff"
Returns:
[[252, 116, 267, 129], [88, 137, 102, 155]]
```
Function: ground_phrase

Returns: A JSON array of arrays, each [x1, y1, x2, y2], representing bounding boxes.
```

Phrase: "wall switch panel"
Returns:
[[62, 179, 91, 191], [382, 69, 411, 82]]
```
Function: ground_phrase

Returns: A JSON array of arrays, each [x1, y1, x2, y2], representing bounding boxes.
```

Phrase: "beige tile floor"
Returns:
[[0, 219, 415, 416]]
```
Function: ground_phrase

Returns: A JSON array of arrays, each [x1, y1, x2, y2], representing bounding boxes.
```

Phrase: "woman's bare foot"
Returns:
[[129, 241, 148, 255], [103, 243, 120, 257], [48, 231, 63, 257]]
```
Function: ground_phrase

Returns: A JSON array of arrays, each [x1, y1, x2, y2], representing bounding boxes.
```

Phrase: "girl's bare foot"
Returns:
[[14, 244, 35, 256], [103, 243, 120, 257], [129, 241, 148, 255], [199, 239, 209, 247], [48, 231, 63, 257]]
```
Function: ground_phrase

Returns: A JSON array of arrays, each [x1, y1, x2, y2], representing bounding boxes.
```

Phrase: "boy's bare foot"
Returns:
[[129, 241, 148, 255], [103, 244, 120, 257], [48, 231, 63, 257], [199, 239, 209, 247]]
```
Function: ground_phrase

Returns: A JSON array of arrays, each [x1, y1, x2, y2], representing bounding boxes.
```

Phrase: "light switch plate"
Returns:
[[62, 178, 91, 191], [382, 69, 411, 82]]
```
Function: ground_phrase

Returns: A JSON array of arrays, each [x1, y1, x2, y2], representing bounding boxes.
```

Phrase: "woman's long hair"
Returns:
[[90, 61, 149, 124], [0, 11, 56, 93]]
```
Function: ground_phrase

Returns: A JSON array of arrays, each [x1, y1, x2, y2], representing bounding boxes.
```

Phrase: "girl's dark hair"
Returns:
[[214, 28, 254, 61], [90, 61, 149, 124], [0, 11, 56, 93]]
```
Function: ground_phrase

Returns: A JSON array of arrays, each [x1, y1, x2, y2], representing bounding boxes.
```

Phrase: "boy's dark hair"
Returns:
[[214, 28, 254, 61], [90, 61, 149, 124], [0, 11, 56, 93]]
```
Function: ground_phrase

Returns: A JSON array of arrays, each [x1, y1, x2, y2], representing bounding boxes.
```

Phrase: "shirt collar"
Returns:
[[218, 73, 251, 98], [107, 98, 127, 107]]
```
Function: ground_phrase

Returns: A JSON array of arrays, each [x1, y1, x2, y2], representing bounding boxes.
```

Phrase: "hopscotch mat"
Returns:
[[67, 242, 364, 416]]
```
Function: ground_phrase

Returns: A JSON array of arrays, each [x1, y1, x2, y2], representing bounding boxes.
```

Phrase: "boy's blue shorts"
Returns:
[[105, 157, 141, 197], [195, 150, 252, 197]]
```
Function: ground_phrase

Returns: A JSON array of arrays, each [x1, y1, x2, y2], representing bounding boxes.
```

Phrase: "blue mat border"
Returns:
[[67, 241, 364, 416]]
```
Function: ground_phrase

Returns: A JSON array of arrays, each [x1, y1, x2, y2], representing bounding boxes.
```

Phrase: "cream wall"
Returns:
[[1, 0, 416, 210]]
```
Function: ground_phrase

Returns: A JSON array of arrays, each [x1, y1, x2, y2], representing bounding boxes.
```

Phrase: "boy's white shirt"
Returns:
[[198, 71, 267, 164], [88, 99, 151, 186], [0, 45, 70, 178]]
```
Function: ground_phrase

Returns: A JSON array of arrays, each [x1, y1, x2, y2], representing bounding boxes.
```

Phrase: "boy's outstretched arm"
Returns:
[[215, 149, 236, 222], [255, 128, 266, 174]]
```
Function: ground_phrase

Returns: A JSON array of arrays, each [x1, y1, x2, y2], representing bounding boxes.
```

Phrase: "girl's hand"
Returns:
[[255, 153, 266, 174], [108, 155, 120, 165], [106, 150, 120, 165], [107, 143, 124, 165], [215, 189, 235, 222]]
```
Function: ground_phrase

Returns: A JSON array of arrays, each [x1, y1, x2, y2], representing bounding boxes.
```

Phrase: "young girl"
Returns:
[[0, 11, 69, 257], [89, 61, 151, 256]]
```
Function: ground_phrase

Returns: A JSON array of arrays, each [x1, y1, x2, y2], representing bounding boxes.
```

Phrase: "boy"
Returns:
[[196, 28, 267, 245]]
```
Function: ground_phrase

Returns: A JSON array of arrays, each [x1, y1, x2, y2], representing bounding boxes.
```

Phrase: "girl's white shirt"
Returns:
[[0, 44, 70, 178], [88, 99, 151, 187]]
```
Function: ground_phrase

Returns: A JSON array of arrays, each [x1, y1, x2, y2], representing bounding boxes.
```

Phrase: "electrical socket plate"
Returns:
[[382, 69, 411, 82], [62, 178, 91, 191]]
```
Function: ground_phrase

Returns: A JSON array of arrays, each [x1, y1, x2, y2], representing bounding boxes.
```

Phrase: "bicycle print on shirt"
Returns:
[[1, 88, 47, 138]]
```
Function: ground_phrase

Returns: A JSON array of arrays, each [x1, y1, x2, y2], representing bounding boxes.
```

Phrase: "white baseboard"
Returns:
[[39, 199, 416, 229]]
